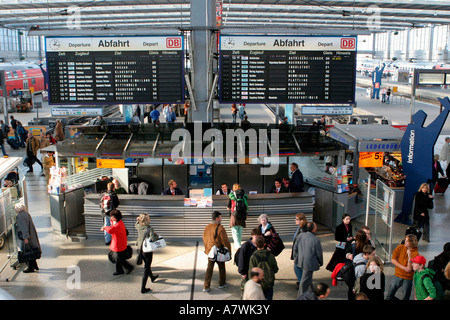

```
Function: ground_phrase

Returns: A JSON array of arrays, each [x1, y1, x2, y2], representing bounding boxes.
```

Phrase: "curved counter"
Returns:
[[83, 193, 314, 241]]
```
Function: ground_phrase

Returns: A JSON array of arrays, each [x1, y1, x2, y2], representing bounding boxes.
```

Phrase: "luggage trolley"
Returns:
[[0, 157, 27, 281]]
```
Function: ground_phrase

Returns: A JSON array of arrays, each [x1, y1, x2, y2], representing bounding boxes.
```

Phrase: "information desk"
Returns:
[[83, 193, 314, 241]]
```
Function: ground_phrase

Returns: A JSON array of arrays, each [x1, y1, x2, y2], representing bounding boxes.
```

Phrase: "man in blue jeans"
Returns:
[[99, 182, 120, 245], [386, 234, 419, 300]]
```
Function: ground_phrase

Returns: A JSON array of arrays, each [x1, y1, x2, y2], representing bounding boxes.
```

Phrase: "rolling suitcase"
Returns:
[[434, 178, 449, 194], [6, 138, 19, 150]]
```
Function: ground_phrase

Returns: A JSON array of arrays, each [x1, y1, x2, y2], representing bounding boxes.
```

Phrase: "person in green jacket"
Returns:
[[248, 236, 278, 300], [412, 255, 443, 300]]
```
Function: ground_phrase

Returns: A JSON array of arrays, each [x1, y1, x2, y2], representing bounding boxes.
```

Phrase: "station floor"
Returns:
[[0, 156, 449, 301], [0, 87, 449, 303]]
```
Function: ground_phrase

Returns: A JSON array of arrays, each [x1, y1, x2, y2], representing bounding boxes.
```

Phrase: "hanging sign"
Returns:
[[359, 152, 384, 167]]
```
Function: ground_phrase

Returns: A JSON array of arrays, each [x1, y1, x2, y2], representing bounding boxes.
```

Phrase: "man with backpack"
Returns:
[[236, 228, 263, 297], [248, 236, 278, 300], [99, 182, 120, 245], [412, 255, 444, 300], [294, 222, 323, 298], [227, 183, 248, 251]]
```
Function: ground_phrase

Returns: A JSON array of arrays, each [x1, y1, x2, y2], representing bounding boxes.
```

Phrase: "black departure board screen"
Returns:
[[45, 36, 184, 105], [219, 35, 357, 104]]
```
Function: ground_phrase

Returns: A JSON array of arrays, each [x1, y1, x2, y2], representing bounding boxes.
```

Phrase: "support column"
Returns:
[[387, 31, 392, 60], [405, 28, 410, 61], [17, 30, 23, 60], [372, 32, 376, 58], [190, 0, 216, 122], [428, 24, 435, 62]]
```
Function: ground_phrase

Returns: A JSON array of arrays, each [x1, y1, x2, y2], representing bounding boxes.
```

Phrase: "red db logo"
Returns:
[[167, 38, 181, 48], [341, 38, 356, 49]]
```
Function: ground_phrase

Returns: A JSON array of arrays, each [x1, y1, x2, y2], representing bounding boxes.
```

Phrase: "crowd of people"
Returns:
[[92, 176, 450, 300], [10, 112, 449, 301], [0, 115, 61, 176]]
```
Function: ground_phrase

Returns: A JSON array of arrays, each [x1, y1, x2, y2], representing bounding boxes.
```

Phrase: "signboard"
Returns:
[[359, 152, 384, 167], [418, 72, 445, 85], [415, 69, 450, 86], [358, 140, 401, 152], [96, 159, 125, 168], [219, 35, 357, 104], [45, 36, 184, 105], [301, 105, 353, 115], [51, 107, 103, 116]]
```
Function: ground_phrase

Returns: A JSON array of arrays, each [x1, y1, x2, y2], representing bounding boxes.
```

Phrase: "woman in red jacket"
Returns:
[[101, 210, 134, 275]]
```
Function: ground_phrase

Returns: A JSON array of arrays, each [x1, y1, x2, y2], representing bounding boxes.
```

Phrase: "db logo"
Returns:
[[167, 38, 182, 48], [341, 38, 356, 49]]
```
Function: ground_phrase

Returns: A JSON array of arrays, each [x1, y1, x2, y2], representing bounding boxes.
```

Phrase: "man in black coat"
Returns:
[[161, 179, 183, 195], [289, 163, 304, 192], [236, 228, 263, 296]]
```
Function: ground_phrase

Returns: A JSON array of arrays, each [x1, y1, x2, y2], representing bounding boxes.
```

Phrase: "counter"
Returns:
[[83, 192, 314, 241]]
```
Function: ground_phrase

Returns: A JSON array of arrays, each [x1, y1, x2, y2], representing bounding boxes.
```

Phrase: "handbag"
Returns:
[[142, 236, 166, 253], [208, 225, 231, 262], [18, 243, 41, 263], [123, 245, 133, 260]]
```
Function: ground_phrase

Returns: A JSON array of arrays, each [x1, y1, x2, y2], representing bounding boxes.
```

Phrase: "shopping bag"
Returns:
[[208, 245, 231, 262], [142, 236, 166, 253]]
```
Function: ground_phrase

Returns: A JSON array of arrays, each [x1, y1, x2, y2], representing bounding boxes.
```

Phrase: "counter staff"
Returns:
[[161, 179, 183, 195], [216, 183, 231, 195], [270, 178, 288, 193]]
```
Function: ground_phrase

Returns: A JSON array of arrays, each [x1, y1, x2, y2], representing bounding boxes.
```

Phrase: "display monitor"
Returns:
[[45, 36, 184, 105], [219, 35, 357, 104]]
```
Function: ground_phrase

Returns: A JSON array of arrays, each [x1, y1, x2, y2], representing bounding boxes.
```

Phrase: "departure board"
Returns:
[[219, 35, 357, 104], [45, 36, 184, 105]]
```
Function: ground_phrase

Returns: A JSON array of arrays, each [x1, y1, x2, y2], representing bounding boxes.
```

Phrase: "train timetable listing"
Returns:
[[45, 36, 184, 105], [219, 35, 357, 104]]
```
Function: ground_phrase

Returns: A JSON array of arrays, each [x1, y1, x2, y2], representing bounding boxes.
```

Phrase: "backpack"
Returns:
[[253, 251, 274, 291], [340, 260, 367, 287], [233, 189, 247, 220], [100, 191, 117, 215], [234, 247, 241, 266], [421, 270, 445, 300]]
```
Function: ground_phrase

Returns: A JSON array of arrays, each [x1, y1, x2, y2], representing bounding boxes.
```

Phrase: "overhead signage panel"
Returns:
[[219, 35, 357, 104], [418, 72, 445, 85], [45, 36, 184, 105], [301, 105, 353, 115]]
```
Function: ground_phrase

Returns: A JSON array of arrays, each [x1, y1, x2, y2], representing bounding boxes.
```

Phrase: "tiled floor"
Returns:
[[0, 163, 448, 301]]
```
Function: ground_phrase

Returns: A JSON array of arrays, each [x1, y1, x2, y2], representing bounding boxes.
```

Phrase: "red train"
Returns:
[[0, 62, 46, 97]]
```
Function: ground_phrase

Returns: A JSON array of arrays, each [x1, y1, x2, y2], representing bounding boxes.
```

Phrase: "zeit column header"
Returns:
[[219, 35, 357, 104], [45, 36, 184, 105]]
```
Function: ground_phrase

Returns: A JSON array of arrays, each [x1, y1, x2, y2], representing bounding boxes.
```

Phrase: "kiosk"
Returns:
[[48, 122, 349, 240], [329, 124, 405, 215]]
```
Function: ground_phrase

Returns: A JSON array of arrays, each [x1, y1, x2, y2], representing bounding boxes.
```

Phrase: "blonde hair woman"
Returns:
[[358, 256, 385, 301], [413, 182, 434, 242], [292, 213, 308, 284], [135, 213, 160, 293]]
